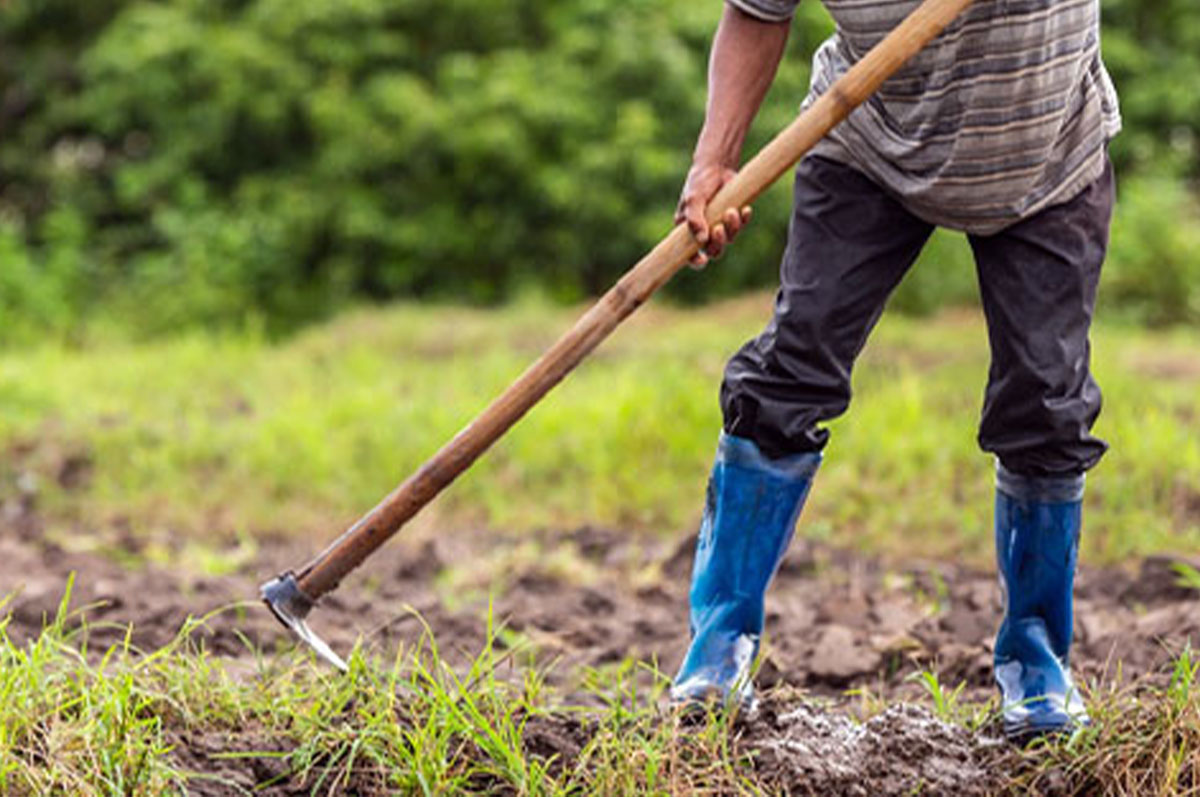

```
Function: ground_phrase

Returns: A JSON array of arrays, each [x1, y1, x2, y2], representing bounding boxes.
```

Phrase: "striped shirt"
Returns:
[[727, 0, 1122, 234]]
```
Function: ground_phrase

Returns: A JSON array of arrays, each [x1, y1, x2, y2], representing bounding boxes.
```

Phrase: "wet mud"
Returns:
[[4, 498, 1200, 795]]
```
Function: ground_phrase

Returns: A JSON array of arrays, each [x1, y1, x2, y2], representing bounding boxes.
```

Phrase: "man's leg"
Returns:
[[969, 160, 1114, 740], [721, 158, 935, 458], [673, 155, 933, 706]]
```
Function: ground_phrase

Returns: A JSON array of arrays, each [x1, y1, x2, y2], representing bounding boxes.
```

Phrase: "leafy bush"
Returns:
[[0, 0, 1197, 343], [1101, 0, 1200, 181], [0, 0, 830, 339], [1102, 176, 1200, 326]]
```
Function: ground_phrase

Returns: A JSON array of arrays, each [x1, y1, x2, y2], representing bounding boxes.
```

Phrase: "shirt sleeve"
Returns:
[[726, 0, 800, 22]]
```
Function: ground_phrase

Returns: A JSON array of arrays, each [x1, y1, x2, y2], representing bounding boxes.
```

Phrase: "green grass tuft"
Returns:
[[4, 582, 1200, 795]]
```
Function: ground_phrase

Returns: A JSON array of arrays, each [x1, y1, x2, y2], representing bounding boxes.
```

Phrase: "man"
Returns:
[[670, 0, 1120, 742]]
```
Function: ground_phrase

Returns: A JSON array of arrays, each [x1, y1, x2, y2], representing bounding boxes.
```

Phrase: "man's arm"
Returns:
[[677, 4, 791, 266]]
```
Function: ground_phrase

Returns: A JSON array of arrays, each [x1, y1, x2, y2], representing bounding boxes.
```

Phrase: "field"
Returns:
[[2, 294, 1200, 794]]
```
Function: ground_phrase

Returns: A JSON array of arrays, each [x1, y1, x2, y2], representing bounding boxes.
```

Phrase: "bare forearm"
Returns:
[[693, 5, 791, 169], [676, 4, 790, 266]]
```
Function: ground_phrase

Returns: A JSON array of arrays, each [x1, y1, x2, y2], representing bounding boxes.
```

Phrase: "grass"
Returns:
[[4, 583, 1200, 795], [0, 587, 763, 795], [2, 296, 1199, 793], [0, 294, 1197, 567], [1009, 647, 1200, 794], [908, 669, 995, 733]]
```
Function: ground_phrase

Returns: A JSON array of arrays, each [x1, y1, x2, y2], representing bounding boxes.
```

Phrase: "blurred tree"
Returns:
[[1101, 0, 1200, 180], [0, 0, 1195, 341]]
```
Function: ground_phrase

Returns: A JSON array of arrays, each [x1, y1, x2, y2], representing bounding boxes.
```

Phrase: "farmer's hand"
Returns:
[[675, 161, 753, 268]]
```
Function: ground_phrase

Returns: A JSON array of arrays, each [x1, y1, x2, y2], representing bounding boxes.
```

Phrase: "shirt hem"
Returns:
[[725, 0, 795, 23]]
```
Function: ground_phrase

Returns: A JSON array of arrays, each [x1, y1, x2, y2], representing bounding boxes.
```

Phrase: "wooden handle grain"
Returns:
[[294, 0, 974, 599]]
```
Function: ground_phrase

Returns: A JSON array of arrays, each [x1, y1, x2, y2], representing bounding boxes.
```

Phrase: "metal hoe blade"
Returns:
[[261, 572, 348, 672]]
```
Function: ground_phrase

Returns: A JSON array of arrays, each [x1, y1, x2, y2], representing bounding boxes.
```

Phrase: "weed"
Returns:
[[3, 575, 1200, 795], [1173, 562, 1200, 593], [907, 669, 997, 733]]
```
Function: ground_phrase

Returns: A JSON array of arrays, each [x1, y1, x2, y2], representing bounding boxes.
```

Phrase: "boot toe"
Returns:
[[670, 670, 756, 712], [1003, 698, 1089, 744]]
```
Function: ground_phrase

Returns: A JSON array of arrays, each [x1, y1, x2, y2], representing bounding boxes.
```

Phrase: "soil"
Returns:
[[4, 493, 1200, 795]]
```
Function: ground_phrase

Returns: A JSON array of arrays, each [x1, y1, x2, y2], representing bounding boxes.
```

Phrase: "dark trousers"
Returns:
[[721, 155, 1114, 477]]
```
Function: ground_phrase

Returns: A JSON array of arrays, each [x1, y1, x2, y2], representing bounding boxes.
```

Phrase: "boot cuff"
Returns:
[[718, 432, 822, 481], [996, 462, 1085, 503]]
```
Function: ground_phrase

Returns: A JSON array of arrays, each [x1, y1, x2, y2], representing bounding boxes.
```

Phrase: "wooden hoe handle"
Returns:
[[282, 0, 975, 601]]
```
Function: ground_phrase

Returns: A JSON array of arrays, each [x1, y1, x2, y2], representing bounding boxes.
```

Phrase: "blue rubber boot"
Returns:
[[671, 433, 821, 709], [993, 464, 1089, 742]]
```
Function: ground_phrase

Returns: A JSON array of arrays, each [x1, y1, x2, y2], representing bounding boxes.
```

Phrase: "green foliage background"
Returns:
[[1, 0, 1198, 343]]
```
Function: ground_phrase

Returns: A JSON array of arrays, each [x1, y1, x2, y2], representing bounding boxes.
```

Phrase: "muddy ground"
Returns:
[[4, 492, 1200, 795]]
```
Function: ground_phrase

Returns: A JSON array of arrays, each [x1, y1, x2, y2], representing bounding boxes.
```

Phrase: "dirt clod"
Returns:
[[808, 624, 882, 683], [745, 700, 1007, 796]]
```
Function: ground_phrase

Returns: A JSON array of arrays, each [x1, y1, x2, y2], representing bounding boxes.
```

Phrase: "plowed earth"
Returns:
[[4, 497, 1200, 795]]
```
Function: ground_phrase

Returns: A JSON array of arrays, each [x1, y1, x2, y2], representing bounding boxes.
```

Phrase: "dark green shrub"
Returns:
[[1102, 176, 1200, 326], [0, 0, 1196, 343]]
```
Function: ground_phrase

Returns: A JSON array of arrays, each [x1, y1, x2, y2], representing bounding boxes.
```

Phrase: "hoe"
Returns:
[[261, 0, 975, 670]]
